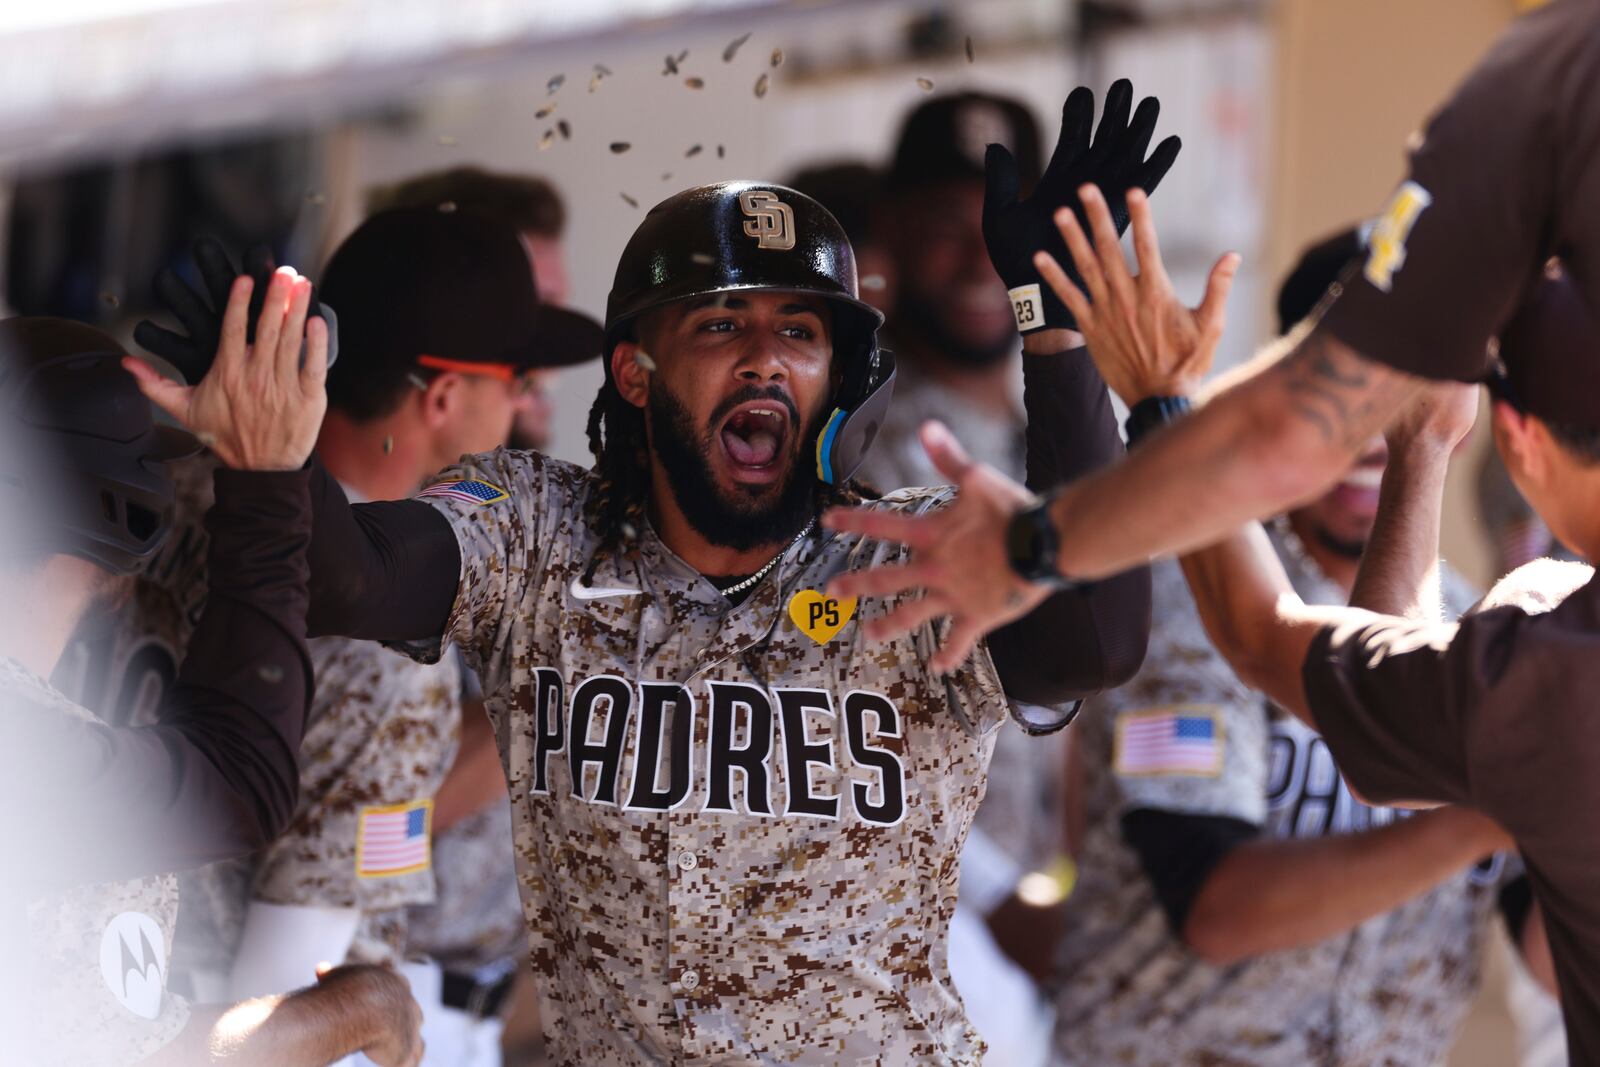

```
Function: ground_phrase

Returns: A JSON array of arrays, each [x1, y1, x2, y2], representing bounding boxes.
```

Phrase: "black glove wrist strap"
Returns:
[[1123, 395, 1192, 448]]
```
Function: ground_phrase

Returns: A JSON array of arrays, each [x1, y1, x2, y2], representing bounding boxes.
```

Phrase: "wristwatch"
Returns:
[[1004, 495, 1078, 590], [1123, 395, 1193, 448]]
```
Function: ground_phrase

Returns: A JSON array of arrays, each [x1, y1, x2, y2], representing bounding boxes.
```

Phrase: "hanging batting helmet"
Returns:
[[604, 181, 894, 485], [0, 317, 198, 576]]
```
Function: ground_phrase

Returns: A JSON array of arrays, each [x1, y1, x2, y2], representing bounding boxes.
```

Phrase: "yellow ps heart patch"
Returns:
[[788, 590, 857, 645]]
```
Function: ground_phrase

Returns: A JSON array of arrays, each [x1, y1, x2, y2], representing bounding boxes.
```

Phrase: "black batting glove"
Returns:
[[983, 79, 1181, 333], [134, 237, 337, 383]]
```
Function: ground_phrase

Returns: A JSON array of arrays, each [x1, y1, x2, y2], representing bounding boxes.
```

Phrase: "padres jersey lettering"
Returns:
[[527, 673, 907, 825], [401, 447, 1014, 1065]]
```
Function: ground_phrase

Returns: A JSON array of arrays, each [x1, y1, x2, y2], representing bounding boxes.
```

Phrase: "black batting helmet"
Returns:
[[605, 181, 894, 485], [0, 317, 198, 576]]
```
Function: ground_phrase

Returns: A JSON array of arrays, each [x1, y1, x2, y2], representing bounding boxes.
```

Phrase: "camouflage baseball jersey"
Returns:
[[55, 454, 462, 976], [4, 657, 191, 1066], [1051, 527, 1503, 1067], [396, 446, 1016, 1065], [406, 801, 526, 977]]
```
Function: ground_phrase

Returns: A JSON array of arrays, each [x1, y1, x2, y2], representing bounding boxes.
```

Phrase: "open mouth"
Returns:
[[718, 401, 792, 479]]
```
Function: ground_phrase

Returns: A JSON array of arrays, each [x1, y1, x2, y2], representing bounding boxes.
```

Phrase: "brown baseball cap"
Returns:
[[1492, 261, 1600, 428], [319, 207, 602, 376], [886, 91, 1042, 195]]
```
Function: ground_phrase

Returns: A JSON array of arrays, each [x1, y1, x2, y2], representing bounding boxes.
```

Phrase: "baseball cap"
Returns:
[[319, 207, 602, 378], [1491, 262, 1600, 428], [1277, 227, 1365, 336], [886, 91, 1042, 195]]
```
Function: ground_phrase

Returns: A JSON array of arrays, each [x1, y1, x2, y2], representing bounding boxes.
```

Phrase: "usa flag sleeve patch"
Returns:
[[356, 799, 433, 878], [1113, 706, 1225, 778], [416, 478, 509, 506]]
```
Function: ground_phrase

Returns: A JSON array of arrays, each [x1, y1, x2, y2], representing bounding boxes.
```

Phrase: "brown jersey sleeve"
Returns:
[[1301, 571, 1600, 823], [1319, 0, 1600, 382]]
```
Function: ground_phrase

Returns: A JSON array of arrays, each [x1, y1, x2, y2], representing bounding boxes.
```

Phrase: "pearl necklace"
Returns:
[[716, 519, 815, 596]]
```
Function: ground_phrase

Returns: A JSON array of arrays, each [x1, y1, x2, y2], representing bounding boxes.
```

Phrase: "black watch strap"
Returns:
[[1005, 495, 1077, 590], [1123, 395, 1193, 448]]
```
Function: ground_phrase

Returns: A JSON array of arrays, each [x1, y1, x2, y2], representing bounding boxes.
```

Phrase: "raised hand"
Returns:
[[134, 237, 336, 383], [984, 79, 1181, 334], [1035, 185, 1239, 404], [823, 421, 1051, 674], [122, 267, 328, 472]]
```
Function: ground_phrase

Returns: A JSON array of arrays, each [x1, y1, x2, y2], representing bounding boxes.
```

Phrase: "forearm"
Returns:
[[990, 339, 1153, 702], [1185, 808, 1496, 963], [1177, 522, 1324, 723], [143, 986, 381, 1066], [1349, 444, 1451, 621], [1049, 329, 1422, 580], [304, 457, 460, 641]]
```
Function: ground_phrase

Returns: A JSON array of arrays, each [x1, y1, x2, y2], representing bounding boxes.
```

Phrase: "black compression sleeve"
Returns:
[[303, 456, 462, 642], [5, 467, 316, 888], [1121, 807, 1260, 936], [989, 348, 1153, 710]]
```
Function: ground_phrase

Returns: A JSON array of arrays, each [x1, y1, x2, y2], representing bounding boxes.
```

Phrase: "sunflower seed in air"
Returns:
[[661, 171, 673, 181], [594, 63, 613, 76], [610, 142, 632, 154], [621, 192, 639, 208], [535, 102, 556, 119], [685, 144, 702, 158], [754, 73, 769, 98], [717, 144, 725, 158], [965, 35, 975, 63], [691, 253, 715, 265], [383, 435, 394, 454], [723, 32, 751, 62], [558, 120, 571, 140], [438, 200, 457, 213], [632, 350, 657, 372], [437, 134, 458, 146], [663, 54, 679, 75], [539, 129, 555, 151], [770, 48, 784, 67], [685, 77, 704, 89], [860, 274, 887, 291], [101, 292, 120, 308], [589, 73, 604, 92], [547, 73, 565, 94], [916, 77, 934, 91]]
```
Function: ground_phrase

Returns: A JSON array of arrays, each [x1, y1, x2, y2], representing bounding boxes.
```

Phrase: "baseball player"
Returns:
[[851, 178, 1600, 1054], [87, 208, 604, 1011], [370, 167, 601, 1061], [0, 313, 422, 1065], [1049, 234, 1531, 1067], [125, 80, 1170, 1061]]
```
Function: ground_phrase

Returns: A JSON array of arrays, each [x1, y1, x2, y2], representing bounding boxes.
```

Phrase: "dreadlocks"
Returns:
[[582, 377, 876, 582]]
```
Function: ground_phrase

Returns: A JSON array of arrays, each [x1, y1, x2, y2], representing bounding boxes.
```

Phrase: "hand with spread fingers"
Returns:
[[122, 267, 329, 472], [134, 237, 337, 383], [984, 79, 1181, 335], [1034, 185, 1240, 405], [824, 421, 1051, 674]]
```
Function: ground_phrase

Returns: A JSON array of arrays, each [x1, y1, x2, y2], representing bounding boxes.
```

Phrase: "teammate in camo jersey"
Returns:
[[133, 82, 1178, 1063]]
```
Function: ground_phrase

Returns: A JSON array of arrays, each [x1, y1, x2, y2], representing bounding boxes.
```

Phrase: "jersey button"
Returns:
[[679, 968, 701, 991], [677, 851, 699, 871]]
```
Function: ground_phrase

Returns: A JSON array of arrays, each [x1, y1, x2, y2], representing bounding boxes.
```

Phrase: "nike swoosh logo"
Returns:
[[569, 578, 644, 601]]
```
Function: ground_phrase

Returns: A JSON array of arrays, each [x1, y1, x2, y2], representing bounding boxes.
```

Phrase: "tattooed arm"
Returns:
[[1044, 326, 1424, 581]]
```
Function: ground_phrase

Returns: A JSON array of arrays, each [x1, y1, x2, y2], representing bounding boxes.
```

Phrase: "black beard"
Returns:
[[647, 381, 818, 552], [893, 291, 1015, 370], [1313, 527, 1368, 561]]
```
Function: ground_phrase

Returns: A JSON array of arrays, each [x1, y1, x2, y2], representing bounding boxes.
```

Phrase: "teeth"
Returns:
[[1341, 467, 1383, 490]]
